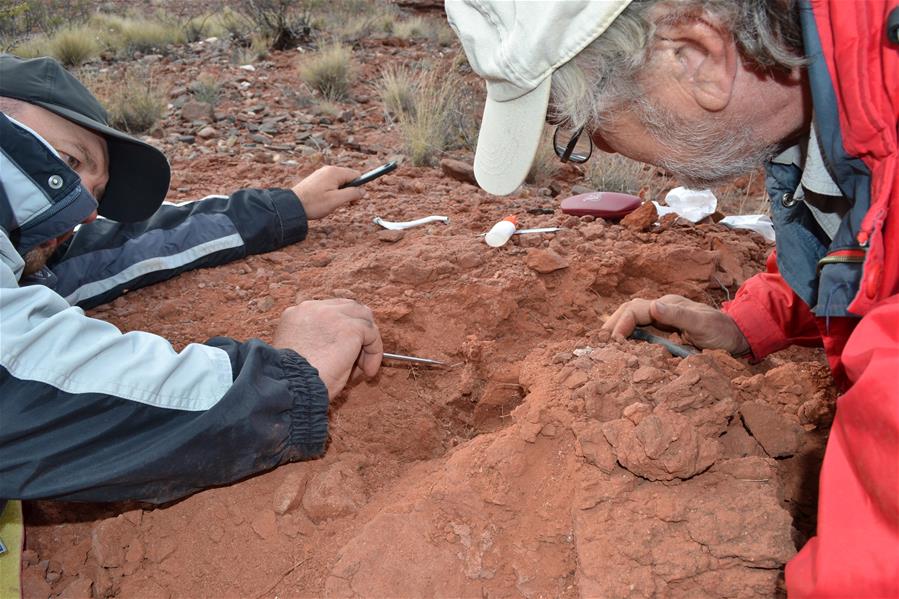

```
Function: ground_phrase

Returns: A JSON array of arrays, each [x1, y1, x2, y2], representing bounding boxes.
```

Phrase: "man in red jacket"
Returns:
[[447, 0, 899, 596]]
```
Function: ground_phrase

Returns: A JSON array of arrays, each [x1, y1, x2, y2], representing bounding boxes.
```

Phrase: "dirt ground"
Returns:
[[20, 15, 837, 599]]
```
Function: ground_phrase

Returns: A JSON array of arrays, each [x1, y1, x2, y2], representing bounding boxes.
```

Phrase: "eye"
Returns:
[[59, 151, 81, 171]]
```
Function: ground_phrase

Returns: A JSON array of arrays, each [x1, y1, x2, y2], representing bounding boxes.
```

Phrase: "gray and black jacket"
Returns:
[[0, 113, 329, 504]]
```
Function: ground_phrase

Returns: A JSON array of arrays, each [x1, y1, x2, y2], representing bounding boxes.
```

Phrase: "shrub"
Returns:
[[0, 0, 91, 46], [10, 34, 50, 57], [434, 21, 457, 46], [183, 14, 212, 43], [48, 26, 98, 66], [584, 154, 659, 195], [298, 43, 354, 101], [94, 69, 167, 133], [393, 16, 432, 41], [238, 0, 312, 50], [398, 67, 462, 166], [118, 17, 184, 55], [210, 8, 251, 41], [190, 73, 221, 105], [89, 15, 184, 56], [376, 64, 416, 118]]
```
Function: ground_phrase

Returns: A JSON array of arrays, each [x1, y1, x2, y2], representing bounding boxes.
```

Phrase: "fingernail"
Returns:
[[654, 302, 667, 315]]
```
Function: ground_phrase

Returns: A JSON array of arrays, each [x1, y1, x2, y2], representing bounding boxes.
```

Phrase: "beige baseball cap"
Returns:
[[445, 0, 632, 195]]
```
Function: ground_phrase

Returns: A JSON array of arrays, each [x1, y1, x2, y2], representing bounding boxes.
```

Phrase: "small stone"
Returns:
[[622, 402, 652, 425], [571, 184, 593, 195], [740, 401, 803, 458], [302, 462, 366, 522], [255, 296, 275, 312], [439, 158, 478, 186], [177, 135, 196, 144], [564, 369, 589, 389], [620, 201, 657, 231], [574, 421, 618, 474], [273, 471, 308, 515], [525, 248, 569, 273], [180, 100, 213, 122], [549, 181, 563, 196], [389, 259, 433, 285], [197, 125, 217, 139], [91, 517, 130, 568], [378, 229, 405, 243], [251, 510, 278, 540], [259, 121, 280, 134], [310, 252, 332, 267]]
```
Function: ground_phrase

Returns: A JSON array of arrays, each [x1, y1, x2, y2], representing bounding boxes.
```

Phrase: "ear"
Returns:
[[652, 17, 738, 112]]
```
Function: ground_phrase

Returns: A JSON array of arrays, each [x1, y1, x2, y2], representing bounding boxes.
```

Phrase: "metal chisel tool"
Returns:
[[382, 352, 447, 367]]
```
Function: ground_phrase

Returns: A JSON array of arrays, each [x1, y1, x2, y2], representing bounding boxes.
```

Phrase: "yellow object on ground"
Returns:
[[0, 500, 23, 599]]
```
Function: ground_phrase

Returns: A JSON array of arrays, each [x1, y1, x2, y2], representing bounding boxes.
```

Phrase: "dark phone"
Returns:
[[339, 161, 398, 189]]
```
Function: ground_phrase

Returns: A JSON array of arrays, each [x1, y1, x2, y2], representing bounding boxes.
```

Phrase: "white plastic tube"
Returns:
[[373, 215, 449, 230], [484, 216, 517, 247]]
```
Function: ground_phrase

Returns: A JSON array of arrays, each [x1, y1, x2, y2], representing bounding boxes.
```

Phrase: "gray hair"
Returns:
[[551, 0, 805, 130]]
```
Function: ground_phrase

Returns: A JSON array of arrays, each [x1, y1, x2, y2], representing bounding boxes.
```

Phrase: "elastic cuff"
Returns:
[[280, 349, 330, 459], [722, 297, 790, 361], [268, 188, 309, 245]]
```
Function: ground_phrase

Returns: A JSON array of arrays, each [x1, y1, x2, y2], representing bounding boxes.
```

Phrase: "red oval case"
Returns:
[[560, 192, 643, 219]]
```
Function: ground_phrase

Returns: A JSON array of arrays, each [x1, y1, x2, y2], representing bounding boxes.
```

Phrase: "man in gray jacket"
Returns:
[[0, 54, 382, 504]]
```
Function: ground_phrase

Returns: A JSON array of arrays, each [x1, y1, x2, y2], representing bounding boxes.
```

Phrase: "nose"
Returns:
[[82, 171, 109, 201]]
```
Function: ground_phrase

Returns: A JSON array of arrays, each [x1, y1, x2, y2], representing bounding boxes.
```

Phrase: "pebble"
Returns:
[[439, 158, 478, 186], [180, 100, 213, 121], [378, 229, 405, 243], [525, 248, 570, 273], [740, 401, 803, 458], [621, 201, 657, 231], [273, 471, 308, 515], [197, 126, 217, 139]]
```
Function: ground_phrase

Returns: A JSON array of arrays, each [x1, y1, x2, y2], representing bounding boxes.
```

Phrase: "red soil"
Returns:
[[20, 29, 834, 599]]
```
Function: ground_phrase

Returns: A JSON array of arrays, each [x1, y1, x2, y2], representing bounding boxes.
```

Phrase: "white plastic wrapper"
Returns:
[[653, 187, 718, 222], [719, 214, 776, 242]]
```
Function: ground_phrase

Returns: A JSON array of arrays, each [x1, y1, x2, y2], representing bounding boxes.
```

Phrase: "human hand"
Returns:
[[292, 166, 364, 220], [601, 294, 751, 355], [272, 299, 383, 399]]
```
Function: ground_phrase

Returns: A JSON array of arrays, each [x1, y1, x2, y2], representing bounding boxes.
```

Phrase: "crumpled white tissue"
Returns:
[[719, 214, 776, 242], [652, 187, 718, 223]]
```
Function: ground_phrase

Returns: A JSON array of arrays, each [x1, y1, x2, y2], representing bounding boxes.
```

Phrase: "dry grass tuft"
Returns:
[[298, 43, 355, 101], [377, 64, 416, 118], [397, 67, 463, 166], [88, 14, 184, 56], [583, 154, 661, 196], [47, 26, 99, 66], [86, 68, 167, 133], [190, 73, 222, 106], [393, 17, 432, 41]]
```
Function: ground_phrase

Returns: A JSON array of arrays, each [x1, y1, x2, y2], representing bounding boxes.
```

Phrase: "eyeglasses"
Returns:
[[553, 124, 593, 163]]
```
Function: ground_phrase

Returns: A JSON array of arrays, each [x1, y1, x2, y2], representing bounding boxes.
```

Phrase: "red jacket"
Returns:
[[722, 1, 899, 596]]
